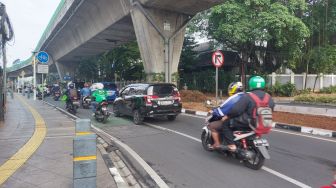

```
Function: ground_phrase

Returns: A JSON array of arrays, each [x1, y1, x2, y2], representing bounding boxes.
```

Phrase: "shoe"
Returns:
[[92, 113, 95, 116]]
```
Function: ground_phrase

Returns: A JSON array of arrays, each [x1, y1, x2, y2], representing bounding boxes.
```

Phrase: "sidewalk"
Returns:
[[0, 94, 117, 188]]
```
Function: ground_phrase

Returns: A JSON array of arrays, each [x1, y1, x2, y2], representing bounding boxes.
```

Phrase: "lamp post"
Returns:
[[32, 51, 37, 100]]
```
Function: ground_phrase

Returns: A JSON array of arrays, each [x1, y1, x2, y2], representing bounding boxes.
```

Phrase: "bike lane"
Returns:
[[0, 94, 116, 188]]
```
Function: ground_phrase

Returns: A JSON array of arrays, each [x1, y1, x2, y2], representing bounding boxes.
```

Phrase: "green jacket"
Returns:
[[92, 89, 107, 103]]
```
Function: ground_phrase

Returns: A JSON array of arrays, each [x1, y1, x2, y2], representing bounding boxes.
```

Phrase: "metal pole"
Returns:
[[33, 55, 37, 100], [164, 39, 169, 83], [216, 67, 218, 106], [2, 42, 7, 104], [42, 74, 44, 101]]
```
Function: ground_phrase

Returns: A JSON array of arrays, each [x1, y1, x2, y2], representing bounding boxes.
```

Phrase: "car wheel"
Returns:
[[133, 109, 143, 125], [113, 104, 121, 117], [167, 115, 177, 121]]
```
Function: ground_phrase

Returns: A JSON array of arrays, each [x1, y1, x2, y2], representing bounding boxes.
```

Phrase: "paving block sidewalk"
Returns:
[[0, 95, 117, 188]]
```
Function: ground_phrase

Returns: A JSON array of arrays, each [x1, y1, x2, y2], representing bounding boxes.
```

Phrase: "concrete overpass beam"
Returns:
[[55, 61, 76, 82], [130, 1, 191, 83]]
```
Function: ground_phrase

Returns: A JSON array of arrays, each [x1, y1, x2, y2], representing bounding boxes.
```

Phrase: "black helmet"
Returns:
[[69, 83, 75, 89]]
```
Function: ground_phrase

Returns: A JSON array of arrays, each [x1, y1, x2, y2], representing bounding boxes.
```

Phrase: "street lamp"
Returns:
[[32, 51, 37, 100]]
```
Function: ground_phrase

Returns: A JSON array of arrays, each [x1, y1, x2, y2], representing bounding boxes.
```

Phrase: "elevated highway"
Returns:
[[8, 0, 224, 82]]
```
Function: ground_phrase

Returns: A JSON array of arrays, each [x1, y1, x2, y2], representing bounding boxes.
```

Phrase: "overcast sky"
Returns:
[[1, 0, 60, 67]]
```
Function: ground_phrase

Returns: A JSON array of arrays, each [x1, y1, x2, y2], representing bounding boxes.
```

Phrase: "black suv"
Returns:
[[112, 83, 182, 124]]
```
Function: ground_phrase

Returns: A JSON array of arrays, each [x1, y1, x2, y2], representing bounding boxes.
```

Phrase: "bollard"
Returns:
[[73, 119, 97, 188]]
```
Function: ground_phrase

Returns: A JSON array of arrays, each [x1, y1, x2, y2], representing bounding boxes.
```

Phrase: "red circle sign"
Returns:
[[212, 50, 224, 68]]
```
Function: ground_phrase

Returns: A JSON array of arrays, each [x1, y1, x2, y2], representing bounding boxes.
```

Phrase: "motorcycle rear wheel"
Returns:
[[201, 130, 213, 152], [243, 149, 265, 170]]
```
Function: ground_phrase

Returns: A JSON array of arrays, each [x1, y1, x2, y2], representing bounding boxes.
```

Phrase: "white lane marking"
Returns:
[[92, 125, 170, 188], [44, 101, 170, 188], [180, 113, 336, 143], [144, 122, 312, 188], [272, 129, 336, 143], [262, 167, 311, 188]]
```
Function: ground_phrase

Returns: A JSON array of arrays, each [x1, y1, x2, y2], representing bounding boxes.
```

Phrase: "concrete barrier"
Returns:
[[73, 119, 97, 188]]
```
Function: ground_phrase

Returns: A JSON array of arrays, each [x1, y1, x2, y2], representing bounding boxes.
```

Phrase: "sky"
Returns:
[[1, 0, 60, 67]]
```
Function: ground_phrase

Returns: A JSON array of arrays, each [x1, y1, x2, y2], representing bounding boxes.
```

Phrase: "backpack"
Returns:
[[69, 89, 78, 98], [248, 92, 273, 135]]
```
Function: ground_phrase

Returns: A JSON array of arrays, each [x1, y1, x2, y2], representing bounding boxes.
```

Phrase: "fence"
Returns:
[[265, 73, 336, 90], [112, 73, 336, 92]]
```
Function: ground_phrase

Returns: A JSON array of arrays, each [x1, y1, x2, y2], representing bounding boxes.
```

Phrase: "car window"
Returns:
[[120, 87, 130, 97], [104, 83, 117, 90], [147, 85, 176, 97]]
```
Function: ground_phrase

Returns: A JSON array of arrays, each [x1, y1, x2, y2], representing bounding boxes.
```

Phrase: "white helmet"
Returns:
[[91, 83, 104, 91]]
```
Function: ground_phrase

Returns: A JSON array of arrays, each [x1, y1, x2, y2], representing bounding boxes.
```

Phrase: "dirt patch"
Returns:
[[182, 102, 336, 131], [180, 90, 207, 102], [273, 111, 336, 131]]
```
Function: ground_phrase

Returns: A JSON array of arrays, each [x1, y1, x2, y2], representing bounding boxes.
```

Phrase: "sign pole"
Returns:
[[33, 55, 36, 100], [42, 74, 44, 101], [216, 67, 218, 106]]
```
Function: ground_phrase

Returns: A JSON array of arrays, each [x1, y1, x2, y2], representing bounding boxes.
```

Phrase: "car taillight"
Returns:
[[145, 95, 159, 106], [173, 91, 181, 102]]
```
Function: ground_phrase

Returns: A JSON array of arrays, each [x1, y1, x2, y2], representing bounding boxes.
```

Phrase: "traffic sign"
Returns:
[[36, 51, 49, 64], [212, 50, 224, 68], [37, 64, 49, 74]]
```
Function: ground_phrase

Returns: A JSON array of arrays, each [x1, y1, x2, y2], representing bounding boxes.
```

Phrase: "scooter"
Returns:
[[201, 115, 271, 170], [94, 100, 110, 123], [82, 96, 91, 109], [54, 91, 61, 101], [66, 96, 80, 115]]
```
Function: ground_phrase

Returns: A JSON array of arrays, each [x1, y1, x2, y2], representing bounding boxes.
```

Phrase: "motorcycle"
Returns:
[[94, 100, 110, 123], [82, 96, 91, 109], [201, 115, 271, 170], [66, 96, 80, 115], [54, 91, 61, 101]]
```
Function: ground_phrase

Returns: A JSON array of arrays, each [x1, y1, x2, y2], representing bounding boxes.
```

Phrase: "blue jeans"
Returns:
[[91, 101, 98, 112]]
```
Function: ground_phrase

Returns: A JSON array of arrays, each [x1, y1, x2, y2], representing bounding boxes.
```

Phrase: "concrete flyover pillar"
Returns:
[[130, 1, 192, 83], [55, 61, 76, 82]]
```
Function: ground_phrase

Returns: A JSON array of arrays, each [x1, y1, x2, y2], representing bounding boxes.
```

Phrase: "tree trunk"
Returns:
[[313, 74, 319, 92]]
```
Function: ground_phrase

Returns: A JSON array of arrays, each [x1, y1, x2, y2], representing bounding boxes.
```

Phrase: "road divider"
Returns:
[[73, 119, 97, 188]]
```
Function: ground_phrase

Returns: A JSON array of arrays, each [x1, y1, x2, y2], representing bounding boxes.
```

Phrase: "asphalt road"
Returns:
[[45, 97, 336, 188]]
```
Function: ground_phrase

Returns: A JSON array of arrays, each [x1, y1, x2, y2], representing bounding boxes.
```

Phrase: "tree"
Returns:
[[77, 57, 98, 81], [179, 34, 199, 72], [207, 0, 310, 74]]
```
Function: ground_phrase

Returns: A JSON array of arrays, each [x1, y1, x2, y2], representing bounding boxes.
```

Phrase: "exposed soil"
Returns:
[[181, 90, 336, 131], [182, 101, 336, 131]]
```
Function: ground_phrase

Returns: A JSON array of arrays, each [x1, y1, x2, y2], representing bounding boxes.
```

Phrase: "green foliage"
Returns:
[[319, 85, 336, 94], [295, 94, 336, 104], [77, 42, 144, 82], [179, 35, 199, 72], [180, 70, 235, 93], [266, 81, 296, 96], [207, 0, 309, 73]]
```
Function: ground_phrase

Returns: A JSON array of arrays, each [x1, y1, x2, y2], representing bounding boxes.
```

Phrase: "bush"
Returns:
[[319, 85, 336, 94], [266, 82, 297, 97], [294, 94, 336, 104]]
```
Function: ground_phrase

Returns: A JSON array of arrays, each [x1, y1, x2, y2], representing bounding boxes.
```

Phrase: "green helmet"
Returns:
[[249, 76, 265, 90]]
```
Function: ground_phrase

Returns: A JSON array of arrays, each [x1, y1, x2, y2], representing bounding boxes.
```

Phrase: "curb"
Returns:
[[181, 108, 336, 138], [42, 100, 168, 188]]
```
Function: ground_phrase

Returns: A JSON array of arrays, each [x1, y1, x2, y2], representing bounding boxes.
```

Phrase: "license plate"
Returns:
[[107, 91, 115, 96], [102, 107, 107, 111], [73, 101, 80, 106], [253, 139, 269, 147], [159, 100, 173, 105]]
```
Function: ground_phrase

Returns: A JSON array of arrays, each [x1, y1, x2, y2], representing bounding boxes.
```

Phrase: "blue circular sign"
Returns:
[[36, 51, 49, 64]]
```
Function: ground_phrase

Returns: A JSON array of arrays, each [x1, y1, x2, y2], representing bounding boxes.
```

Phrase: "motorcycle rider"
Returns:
[[208, 81, 244, 150], [91, 83, 107, 116], [80, 83, 91, 107], [65, 83, 78, 109], [222, 76, 275, 152]]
